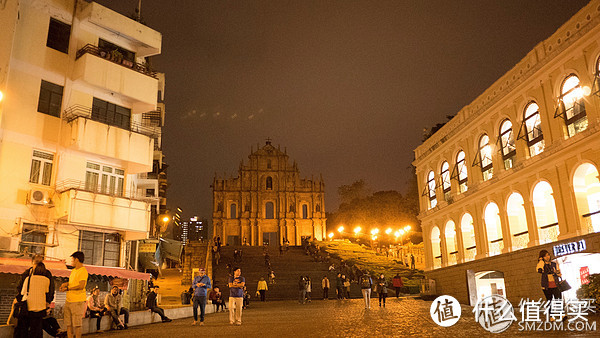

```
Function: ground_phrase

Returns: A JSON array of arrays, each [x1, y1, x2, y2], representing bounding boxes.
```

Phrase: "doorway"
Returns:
[[262, 232, 278, 246]]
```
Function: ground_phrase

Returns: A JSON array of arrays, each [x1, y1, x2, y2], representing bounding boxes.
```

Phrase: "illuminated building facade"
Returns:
[[413, 1, 600, 305]]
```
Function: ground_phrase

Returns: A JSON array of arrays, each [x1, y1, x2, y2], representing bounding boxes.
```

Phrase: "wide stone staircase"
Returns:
[[212, 246, 350, 300]]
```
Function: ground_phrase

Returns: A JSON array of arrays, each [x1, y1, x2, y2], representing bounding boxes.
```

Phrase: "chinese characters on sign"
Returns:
[[580, 266, 590, 285], [473, 295, 516, 333], [430, 295, 461, 327], [552, 239, 586, 257]]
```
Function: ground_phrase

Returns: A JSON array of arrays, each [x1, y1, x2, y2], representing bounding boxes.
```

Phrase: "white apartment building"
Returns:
[[0, 0, 163, 268]]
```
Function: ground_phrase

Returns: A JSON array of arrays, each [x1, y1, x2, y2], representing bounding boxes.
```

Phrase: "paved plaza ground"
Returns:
[[86, 298, 599, 337]]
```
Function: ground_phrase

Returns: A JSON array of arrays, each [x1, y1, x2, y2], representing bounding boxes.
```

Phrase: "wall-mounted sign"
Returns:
[[139, 243, 157, 253], [553, 239, 586, 257], [580, 266, 590, 285]]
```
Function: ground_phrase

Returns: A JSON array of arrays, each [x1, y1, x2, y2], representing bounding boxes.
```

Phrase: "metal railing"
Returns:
[[56, 179, 151, 201], [76, 44, 158, 79], [512, 231, 529, 251], [63, 105, 160, 138], [538, 223, 559, 244], [582, 210, 600, 234]]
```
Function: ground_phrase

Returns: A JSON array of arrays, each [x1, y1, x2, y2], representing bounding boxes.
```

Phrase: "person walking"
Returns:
[[14, 262, 51, 338], [392, 274, 404, 298], [86, 287, 106, 332], [298, 276, 307, 304], [322, 276, 330, 300], [410, 254, 415, 270], [191, 268, 211, 325], [360, 272, 373, 309], [257, 277, 268, 301], [228, 268, 245, 325], [377, 274, 388, 307], [59, 251, 88, 338], [104, 286, 128, 330], [343, 275, 351, 299], [305, 276, 312, 303], [145, 286, 171, 322]]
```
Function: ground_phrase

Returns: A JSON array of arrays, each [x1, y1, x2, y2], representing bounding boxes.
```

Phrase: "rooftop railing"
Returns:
[[63, 105, 160, 138], [76, 44, 158, 79]]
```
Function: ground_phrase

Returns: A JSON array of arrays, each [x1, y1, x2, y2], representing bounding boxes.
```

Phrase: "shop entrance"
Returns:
[[556, 253, 600, 299], [466, 270, 506, 305]]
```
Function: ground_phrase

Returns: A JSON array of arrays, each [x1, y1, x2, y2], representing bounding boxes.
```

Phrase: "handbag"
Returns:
[[14, 269, 33, 319], [558, 278, 571, 292]]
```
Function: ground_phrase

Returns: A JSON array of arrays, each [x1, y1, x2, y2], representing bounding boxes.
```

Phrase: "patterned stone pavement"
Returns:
[[85, 298, 599, 337]]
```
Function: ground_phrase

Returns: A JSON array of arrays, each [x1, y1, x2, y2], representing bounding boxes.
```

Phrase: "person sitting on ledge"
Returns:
[[146, 286, 171, 322]]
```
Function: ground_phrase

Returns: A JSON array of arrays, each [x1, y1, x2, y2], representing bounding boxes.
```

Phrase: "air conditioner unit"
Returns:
[[29, 189, 50, 205]]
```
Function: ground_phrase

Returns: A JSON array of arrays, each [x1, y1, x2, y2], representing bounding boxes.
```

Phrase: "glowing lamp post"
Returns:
[[353, 226, 361, 236], [328, 232, 334, 241], [385, 228, 392, 235], [338, 226, 345, 233]]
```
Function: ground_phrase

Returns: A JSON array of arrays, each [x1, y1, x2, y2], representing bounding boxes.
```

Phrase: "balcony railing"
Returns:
[[464, 246, 476, 262], [488, 239, 503, 256], [539, 222, 559, 244], [63, 105, 160, 138], [583, 210, 600, 233], [56, 179, 154, 201], [76, 44, 158, 79], [512, 231, 529, 251]]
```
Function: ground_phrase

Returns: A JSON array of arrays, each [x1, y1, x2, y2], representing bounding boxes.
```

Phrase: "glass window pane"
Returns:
[[41, 162, 52, 185], [29, 159, 41, 184]]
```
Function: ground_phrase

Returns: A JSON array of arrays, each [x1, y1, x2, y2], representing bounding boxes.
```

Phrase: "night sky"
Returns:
[[96, 0, 588, 220]]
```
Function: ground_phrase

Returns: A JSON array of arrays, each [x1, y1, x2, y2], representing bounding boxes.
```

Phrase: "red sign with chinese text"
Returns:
[[580, 266, 590, 285]]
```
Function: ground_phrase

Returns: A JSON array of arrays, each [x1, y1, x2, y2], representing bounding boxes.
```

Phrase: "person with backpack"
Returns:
[[360, 272, 373, 309]]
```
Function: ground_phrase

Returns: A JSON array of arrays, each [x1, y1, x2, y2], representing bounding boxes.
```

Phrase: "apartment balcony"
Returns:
[[77, 2, 161, 58], [73, 45, 158, 111], [55, 180, 151, 241], [62, 105, 154, 173]]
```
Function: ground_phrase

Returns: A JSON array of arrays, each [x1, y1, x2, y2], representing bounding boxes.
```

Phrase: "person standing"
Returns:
[[86, 287, 105, 332], [343, 275, 351, 299], [537, 249, 565, 321], [298, 276, 307, 304], [105, 286, 128, 330], [305, 276, 312, 303], [191, 268, 211, 325], [146, 286, 171, 322], [228, 268, 245, 325], [257, 277, 268, 301], [59, 251, 88, 338], [360, 273, 373, 309], [14, 262, 51, 338], [377, 274, 388, 307], [410, 254, 415, 270], [392, 274, 404, 298], [335, 274, 343, 299], [321, 276, 330, 300]]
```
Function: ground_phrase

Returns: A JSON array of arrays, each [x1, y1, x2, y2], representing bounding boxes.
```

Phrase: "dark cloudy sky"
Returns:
[[97, 0, 588, 220]]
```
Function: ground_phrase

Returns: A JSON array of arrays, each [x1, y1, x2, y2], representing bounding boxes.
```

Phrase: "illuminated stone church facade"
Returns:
[[212, 140, 326, 246]]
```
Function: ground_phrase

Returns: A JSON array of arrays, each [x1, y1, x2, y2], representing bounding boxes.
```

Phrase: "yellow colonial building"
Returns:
[[414, 1, 600, 305], [212, 140, 326, 246], [0, 0, 165, 268]]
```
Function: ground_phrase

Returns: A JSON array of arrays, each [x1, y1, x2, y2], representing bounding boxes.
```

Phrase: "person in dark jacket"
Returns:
[[376, 274, 388, 307], [536, 249, 566, 321], [145, 286, 171, 322], [336, 273, 343, 299], [14, 261, 53, 338], [392, 274, 404, 298]]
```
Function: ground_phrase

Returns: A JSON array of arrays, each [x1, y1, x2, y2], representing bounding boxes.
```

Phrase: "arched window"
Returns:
[[230, 204, 237, 219], [506, 192, 528, 250], [572, 163, 600, 233], [265, 202, 274, 219], [532, 181, 559, 243], [440, 161, 451, 200], [427, 171, 437, 209], [452, 151, 468, 193], [484, 202, 503, 256], [476, 134, 493, 181], [461, 213, 476, 261], [499, 119, 516, 169], [266, 176, 273, 190], [431, 226, 442, 269], [557, 74, 587, 137], [444, 220, 457, 265], [521, 102, 544, 156], [302, 204, 308, 219]]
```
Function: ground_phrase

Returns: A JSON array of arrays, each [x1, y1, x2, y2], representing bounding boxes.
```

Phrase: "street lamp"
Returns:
[[370, 228, 379, 235], [385, 228, 392, 235], [338, 226, 344, 233], [162, 216, 170, 223], [328, 232, 334, 240], [354, 226, 361, 235]]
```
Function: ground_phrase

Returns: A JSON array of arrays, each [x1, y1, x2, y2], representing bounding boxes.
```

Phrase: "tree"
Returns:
[[337, 179, 370, 205]]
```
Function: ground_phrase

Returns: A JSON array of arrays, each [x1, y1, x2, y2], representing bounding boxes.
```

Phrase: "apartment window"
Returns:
[[98, 39, 135, 63], [265, 202, 274, 219], [302, 204, 308, 219], [46, 18, 71, 53], [29, 150, 54, 186], [451, 150, 468, 193], [79, 231, 120, 267], [440, 161, 451, 200], [473, 134, 493, 181], [145, 188, 155, 197], [91, 98, 131, 130], [85, 162, 124, 196], [20, 223, 47, 255], [37, 80, 63, 117], [499, 119, 516, 169], [556, 74, 587, 137], [266, 176, 273, 190], [519, 102, 544, 157], [230, 204, 237, 219], [426, 171, 437, 209]]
